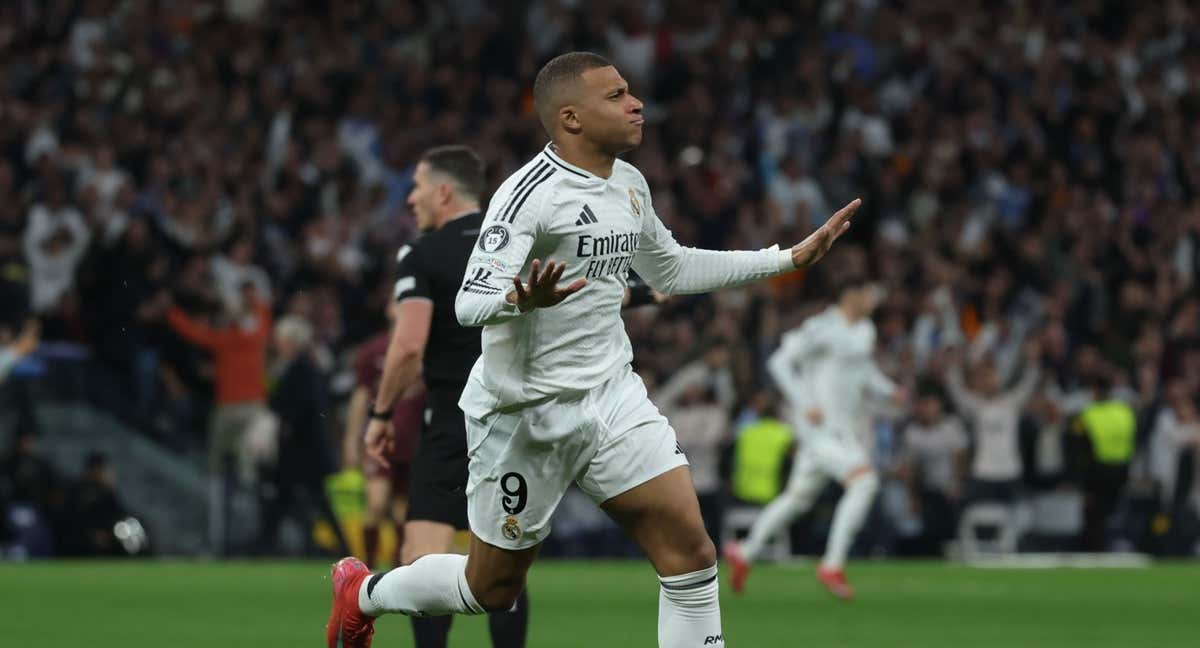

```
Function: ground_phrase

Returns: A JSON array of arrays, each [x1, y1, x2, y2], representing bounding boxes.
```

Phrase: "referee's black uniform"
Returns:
[[392, 211, 483, 529]]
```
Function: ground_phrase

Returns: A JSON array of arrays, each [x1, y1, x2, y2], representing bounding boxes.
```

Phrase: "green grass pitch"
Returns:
[[1, 560, 1195, 646]]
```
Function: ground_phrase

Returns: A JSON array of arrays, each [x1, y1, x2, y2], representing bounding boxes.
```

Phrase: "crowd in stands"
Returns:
[[1, 0, 1198, 557]]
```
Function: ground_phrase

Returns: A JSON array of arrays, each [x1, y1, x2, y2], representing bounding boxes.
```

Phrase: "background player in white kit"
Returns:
[[725, 276, 905, 601], [326, 52, 861, 648]]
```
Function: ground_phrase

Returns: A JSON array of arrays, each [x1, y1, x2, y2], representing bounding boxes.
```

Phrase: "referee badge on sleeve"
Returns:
[[479, 225, 510, 252]]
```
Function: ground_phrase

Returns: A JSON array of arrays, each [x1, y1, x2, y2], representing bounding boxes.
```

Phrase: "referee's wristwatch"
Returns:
[[368, 406, 391, 421]]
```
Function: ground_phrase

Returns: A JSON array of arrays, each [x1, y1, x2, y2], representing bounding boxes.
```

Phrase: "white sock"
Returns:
[[742, 472, 822, 561], [822, 473, 879, 570], [358, 553, 485, 617], [658, 564, 724, 648]]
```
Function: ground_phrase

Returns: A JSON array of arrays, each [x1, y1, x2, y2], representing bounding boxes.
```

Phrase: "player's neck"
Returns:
[[837, 303, 861, 322], [551, 140, 615, 179]]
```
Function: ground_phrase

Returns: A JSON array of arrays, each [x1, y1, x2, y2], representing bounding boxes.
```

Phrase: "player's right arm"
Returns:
[[632, 188, 859, 295], [455, 179, 584, 326]]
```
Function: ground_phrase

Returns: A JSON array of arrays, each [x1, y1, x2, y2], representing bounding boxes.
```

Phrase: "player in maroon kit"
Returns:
[[344, 319, 424, 568]]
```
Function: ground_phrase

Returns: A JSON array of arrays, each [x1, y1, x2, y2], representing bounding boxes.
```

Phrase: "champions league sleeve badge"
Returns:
[[479, 224, 511, 252]]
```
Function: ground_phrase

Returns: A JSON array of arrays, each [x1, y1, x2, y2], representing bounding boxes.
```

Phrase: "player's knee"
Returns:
[[668, 531, 717, 574], [468, 573, 527, 612]]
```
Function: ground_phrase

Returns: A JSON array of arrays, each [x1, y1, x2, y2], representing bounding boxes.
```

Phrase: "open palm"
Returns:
[[790, 198, 861, 268]]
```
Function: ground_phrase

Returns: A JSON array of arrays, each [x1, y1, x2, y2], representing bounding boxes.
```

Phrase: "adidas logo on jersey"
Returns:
[[462, 268, 502, 295], [575, 204, 598, 226]]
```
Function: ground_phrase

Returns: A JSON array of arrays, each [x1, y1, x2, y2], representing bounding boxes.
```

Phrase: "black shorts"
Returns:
[[406, 386, 470, 529]]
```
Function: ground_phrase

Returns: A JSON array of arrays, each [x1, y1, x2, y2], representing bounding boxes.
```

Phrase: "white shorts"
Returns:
[[464, 365, 688, 550], [793, 428, 871, 483]]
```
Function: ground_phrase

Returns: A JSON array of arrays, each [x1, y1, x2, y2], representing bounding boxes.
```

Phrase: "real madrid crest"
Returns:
[[628, 188, 642, 217], [501, 515, 521, 541]]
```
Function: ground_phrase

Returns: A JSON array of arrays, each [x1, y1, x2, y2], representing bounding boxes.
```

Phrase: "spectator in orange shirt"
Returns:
[[166, 282, 274, 556]]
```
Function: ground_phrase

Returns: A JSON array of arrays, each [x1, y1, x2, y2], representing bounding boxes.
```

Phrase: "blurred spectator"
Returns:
[[1148, 382, 1200, 517], [898, 380, 968, 554], [0, 430, 59, 519], [257, 315, 350, 557], [344, 320, 422, 568], [211, 236, 272, 317], [1146, 380, 1200, 553], [61, 452, 130, 557], [0, 319, 39, 384], [945, 342, 1042, 504], [729, 391, 793, 506], [165, 283, 272, 554], [656, 342, 736, 544], [0, 430, 61, 558], [1071, 376, 1138, 551], [23, 179, 90, 326], [80, 216, 170, 423]]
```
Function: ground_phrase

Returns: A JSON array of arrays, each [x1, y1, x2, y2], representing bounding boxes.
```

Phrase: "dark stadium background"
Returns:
[[0, 1, 1197, 646]]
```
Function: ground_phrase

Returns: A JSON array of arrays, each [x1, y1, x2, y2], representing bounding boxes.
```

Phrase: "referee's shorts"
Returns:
[[406, 384, 470, 529]]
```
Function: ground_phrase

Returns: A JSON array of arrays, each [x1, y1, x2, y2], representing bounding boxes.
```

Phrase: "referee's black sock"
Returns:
[[411, 615, 452, 648], [487, 589, 529, 648]]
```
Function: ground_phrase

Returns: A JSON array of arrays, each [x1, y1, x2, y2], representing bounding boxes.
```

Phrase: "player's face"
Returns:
[[847, 284, 884, 319], [575, 66, 644, 153], [407, 161, 439, 231], [916, 395, 942, 422], [976, 365, 1000, 395]]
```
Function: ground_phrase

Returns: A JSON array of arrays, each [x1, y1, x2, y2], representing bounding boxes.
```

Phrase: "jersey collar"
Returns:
[[542, 143, 605, 183], [446, 208, 482, 222]]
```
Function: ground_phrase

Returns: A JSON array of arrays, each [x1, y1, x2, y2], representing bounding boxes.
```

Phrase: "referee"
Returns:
[[364, 145, 527, 648]]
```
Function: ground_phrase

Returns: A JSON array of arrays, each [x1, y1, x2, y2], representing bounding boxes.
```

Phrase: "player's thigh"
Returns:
[[465, 402, 594, 551], [782, 448, 827, 501], [464, 532, 541, 611], [600, 465, 715, 577], [813, 433, 871, 484], [401, 519, 457, 565], [574, 367, 687, 505]]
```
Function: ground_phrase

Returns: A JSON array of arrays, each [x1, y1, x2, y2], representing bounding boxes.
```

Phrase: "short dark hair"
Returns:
[[533, 52, 613, 133], [834, 274, 874, 296], [420, 145, 485, 201]]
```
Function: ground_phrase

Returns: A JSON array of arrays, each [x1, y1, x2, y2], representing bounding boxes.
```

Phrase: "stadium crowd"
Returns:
[[2, 0, 1199, 558]]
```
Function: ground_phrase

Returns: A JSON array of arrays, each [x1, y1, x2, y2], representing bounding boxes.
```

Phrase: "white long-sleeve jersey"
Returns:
[[456, 144, 794, 417], [767, 306, 896, 441]]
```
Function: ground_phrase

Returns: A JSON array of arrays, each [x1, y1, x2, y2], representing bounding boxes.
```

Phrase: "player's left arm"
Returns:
[[632, 185, 859, 295]]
